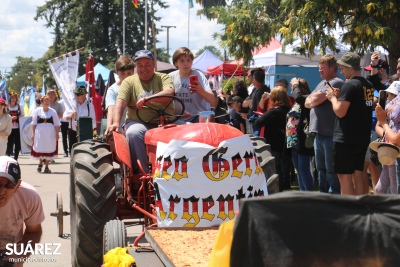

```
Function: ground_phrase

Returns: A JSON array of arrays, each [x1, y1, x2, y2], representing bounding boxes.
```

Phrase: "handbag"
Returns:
[[303, 118, 315, 148]]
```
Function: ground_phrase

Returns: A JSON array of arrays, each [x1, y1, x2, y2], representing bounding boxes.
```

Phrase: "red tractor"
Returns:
[[69, 95, 278, 267]]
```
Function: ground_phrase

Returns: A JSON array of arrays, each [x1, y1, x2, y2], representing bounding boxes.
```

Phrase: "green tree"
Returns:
[[154, 48, 170, 63], [209, 0, 279, 66], [35, 0, 170, 73], [7, 57, 36, 92], [195, 45, 223, 60], [202, 0, 400, 72]]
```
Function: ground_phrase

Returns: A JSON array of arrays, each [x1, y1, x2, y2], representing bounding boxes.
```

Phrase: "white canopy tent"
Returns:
[[249, 37, 388, 68]]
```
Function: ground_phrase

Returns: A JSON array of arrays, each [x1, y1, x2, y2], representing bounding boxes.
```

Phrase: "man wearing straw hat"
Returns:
[[326, 52, 373, 196]]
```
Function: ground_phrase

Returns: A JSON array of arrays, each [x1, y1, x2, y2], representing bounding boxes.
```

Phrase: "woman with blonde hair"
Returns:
[[31, 95, 61, 173], [0, 98, 12, 156], [255, 86, 292, 191]]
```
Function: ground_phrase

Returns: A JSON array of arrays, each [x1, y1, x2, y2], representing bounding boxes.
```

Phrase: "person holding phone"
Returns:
[[326, 52, 374, 196], [374, 82, 400, 194], [169, 47, 218, 123], [362, 52, 389, 193]]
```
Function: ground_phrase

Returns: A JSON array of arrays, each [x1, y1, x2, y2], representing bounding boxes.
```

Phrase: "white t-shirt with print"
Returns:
[[169, 69, 211, 122]]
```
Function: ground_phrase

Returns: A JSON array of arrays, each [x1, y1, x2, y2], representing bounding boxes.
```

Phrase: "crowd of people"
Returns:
[[1, 48, 400, 196], [101, 47, 400, 196], [0, 84, 98, 174], [3, 46, 400, 265]]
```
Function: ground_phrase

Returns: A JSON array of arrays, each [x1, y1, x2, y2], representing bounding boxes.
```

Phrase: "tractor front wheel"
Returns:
[[103, 219, 127, 255], [70, 140, 117, 267]]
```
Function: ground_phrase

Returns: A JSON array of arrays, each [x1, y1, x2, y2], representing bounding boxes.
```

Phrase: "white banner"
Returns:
[[19, 116, 33, 154], [27, 86, 36, 116], [48, 51, 80, 114], [154, 135, 268, 227]]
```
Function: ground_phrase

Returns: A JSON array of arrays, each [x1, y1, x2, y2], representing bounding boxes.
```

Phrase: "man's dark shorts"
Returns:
[[333, 142, 368, 174]]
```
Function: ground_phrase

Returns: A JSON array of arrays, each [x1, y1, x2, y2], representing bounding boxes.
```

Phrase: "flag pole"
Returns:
[[145, 0, 148, 49], [188, 0, 190, 48], [123, 0, 126, 55], [49, 47, 84, 62]]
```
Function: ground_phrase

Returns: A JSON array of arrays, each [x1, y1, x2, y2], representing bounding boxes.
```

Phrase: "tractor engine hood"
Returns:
[[145, 123, 243, 148]]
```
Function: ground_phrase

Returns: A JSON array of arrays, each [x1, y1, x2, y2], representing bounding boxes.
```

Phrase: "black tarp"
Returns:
[[230, 192, 400, 267], [96, 73, 106, 96]]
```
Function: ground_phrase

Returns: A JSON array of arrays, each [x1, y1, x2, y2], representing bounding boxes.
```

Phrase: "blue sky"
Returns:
[[0, 0, 224, 74]]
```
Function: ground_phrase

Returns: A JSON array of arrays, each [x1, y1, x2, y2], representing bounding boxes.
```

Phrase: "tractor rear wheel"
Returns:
[[70, 140, 116, 267], [250, 136, 279, 194], [103, 219, 127, 255]]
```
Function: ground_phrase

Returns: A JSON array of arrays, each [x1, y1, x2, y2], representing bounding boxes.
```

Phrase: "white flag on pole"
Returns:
[[48, 51, 80, 114]]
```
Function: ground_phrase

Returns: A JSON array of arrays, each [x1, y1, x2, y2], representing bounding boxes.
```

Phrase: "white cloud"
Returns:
[[0, 0, 224, 73], [0, 0, 53, 73]]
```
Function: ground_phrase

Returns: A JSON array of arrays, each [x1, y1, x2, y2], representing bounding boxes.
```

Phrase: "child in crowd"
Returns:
[[229, 96, 246, 134]]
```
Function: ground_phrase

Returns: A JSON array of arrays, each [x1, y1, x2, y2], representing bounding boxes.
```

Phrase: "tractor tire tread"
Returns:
[[70, 140, 117, 267]]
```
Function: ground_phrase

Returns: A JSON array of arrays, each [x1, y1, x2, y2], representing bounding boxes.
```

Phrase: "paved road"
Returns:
[[14, 140, 147, 267]]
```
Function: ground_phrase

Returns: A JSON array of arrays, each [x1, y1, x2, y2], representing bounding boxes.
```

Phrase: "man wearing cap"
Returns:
[[365, 51, 389, 92], [106, 50, 175, 174], [326, 52, 374, 195], [362, 52, 390, 193], [63, 85, 96, 153], [0, 156, 45, 264]]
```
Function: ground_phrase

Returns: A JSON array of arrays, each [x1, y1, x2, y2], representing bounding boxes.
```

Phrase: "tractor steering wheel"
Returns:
[[136, 95, 185, 126]]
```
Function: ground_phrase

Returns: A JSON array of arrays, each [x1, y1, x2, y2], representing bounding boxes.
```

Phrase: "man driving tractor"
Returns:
[[105, 50, 175, 174]]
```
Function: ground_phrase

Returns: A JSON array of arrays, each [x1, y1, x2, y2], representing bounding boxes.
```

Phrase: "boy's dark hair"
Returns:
[[115, 56, 135, 72], [231, 96, 243, 104], [276, 78, 288, 88], [253, 69, 265, 84]]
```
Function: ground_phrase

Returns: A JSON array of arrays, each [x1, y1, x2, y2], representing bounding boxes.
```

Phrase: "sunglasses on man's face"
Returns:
[[0, 182, 16, 190], [396, 67, 400, 71]]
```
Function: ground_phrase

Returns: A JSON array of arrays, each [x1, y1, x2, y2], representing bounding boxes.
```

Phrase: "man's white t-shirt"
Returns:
[[0, 181, 45, 250]]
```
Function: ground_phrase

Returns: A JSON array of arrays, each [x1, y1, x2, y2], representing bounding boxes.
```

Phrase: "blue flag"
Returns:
[[189, 0, 194, 8], [19, 88, 25, 107], [0, 78, 10, 104]]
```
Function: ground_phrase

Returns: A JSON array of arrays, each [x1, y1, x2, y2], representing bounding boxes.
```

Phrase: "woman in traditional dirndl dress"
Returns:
[[31, 95, 61, 173]]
